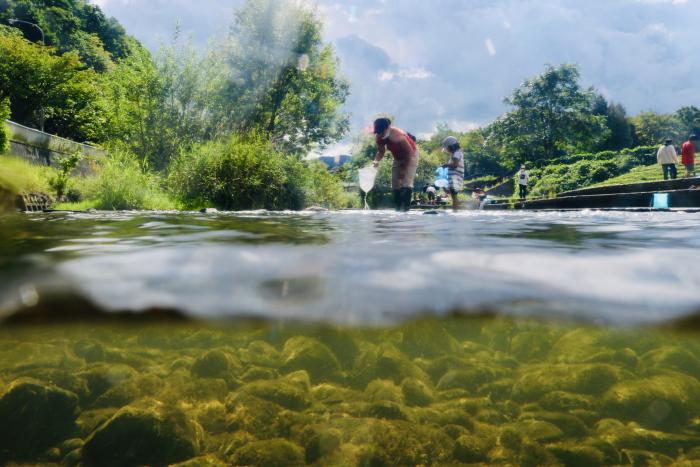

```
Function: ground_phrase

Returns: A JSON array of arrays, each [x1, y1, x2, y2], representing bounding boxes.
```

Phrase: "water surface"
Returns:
[[1, 209, 699, 324]]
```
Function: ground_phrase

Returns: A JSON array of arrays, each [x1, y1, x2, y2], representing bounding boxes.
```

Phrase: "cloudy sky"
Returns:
[[91, 0, 699, 148]]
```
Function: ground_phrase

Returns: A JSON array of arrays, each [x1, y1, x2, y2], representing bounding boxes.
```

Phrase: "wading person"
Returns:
[[518, 165, 529, 199], [657, 139, 678, 180], [441, 136, 465, 210], [681, 134, 697, 178], [372, 118, 419, 211]]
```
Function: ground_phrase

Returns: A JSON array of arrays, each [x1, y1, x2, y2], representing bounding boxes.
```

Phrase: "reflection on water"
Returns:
[[1, 209, 700, 324]]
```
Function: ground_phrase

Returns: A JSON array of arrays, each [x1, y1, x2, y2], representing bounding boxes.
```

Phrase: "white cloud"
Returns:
[[90, 0, 700, 137]]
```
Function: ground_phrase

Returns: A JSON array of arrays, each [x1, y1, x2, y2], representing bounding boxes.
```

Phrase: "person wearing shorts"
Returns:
[[372, 118, 420, 211], [681, 134, 697, 178], [440, 136, 464, 210]]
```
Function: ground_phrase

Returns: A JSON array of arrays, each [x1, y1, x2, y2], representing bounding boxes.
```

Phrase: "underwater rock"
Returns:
[[401, 377, 434, 407], [598, 421, 700, 457], [366, 400, 409, 420], [518, 411, 588, 437], [640, 346, 700, 378], [191, 349, 235, 379], [436, 365, 500, 392], [78, 364, 138, 404], [170, 454, 227, 467], [239, 378, 311, 411], [225, 393, 289, 439], [353, 344, 429, 388], [353, 420, 453, 466], [281, 336, 340, 382], [311, 383, 361, 406], [511, 364, 620, 402], [238, 340, 280, 368], [230, 438, 304, 467], [477, 378, 515, 402], [73, 339, 106, 363], [93, 374, 162, 408], [303, 429, 342, 464], [398, 320, 461, 358], [510, 331, 552, 361], [601, 372, 700, 429], [546, 443, 604, 467], [510, 419, 565, 443], [582, 348, 639, 370], [193, 401, 228, 434], [548, 328, 605, 363], [241, 367, 279, 382], [309, 326, 360, 369], [539, 390, 595, 412], [621, 449, 674, 465], [453, 433, 491, 463], [82, 405, 202, 467], [364, 379, 404, 404], [0, 378, 79, 460]]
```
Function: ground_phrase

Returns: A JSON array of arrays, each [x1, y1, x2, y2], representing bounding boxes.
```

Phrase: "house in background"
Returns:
[[319, 155, 352, 171]]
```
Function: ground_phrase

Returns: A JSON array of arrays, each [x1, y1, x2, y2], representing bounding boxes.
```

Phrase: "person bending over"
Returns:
[[372, 118, 419, 211]]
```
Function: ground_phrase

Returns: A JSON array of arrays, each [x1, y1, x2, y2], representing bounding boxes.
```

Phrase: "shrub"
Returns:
[[169, 133, 355, 211], [93, 150, 175, 210], [48, 153, 82, 200], [0, 98, 9, 154]]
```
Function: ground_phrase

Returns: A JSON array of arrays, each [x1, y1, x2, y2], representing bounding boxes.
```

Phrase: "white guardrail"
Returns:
[[6, 120, 106, 158]]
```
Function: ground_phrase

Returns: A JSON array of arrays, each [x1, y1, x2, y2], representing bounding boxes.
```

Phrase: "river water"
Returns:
[[2, 209, 700, 466], [1, 209, 699, 324]]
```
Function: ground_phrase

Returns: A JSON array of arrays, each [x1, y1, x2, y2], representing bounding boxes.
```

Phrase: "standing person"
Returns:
[[441, 136, 465, 210], [657, 139, 679, 180], [681, 134, 697, 178], [372, 118, 419, 211], [517, 165, 529, 199]]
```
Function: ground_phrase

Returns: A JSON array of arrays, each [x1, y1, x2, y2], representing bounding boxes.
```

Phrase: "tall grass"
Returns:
[[0, 156, 54, 195]]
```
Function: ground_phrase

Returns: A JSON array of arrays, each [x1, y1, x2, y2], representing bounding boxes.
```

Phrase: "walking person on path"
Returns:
[[681, 134, 697, 178], [372, 118, 420, 211], [657, 139, 679, 180], [517, 165, 529, 200], [440, 136, 465, 210]]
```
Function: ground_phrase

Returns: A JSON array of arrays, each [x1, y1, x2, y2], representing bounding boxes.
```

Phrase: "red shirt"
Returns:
[[681, 141, 696, 165], [376, 127, 417, 160]]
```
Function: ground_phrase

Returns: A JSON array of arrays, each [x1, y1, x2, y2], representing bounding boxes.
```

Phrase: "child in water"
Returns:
[[441, 136, 465, 210]]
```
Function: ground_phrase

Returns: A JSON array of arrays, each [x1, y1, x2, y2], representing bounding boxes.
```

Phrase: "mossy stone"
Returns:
[[453, 434, 490, 463], [512, 364, 620, 402], [477, 378, 514, 401], [304, 429, 342, 464], [93, 374, 161, 408], [583, 348, 639, 369], [0, 378, 79, 460], [601, 372, 700, 429], [641, 346, 700, 378], [281, 336, 340, 382], [225, 393, 285, 439], [169, 454, 227, 467], [364, 379, 403, 404], [621, 449, 674, 465], [436, 366, 499, 392], [311, 383, 360, 405], [239, 378, 310, 411], [73, 339, 106, 363], [598, 422, 700, 457], [230, 438, 304, 467], [398, 320, 461, 358], [82, 405, 201, 467], [78, 364, 138, 403], [510, 332, 551, 361], [241, 367, 279, 382], [547, 444, 604, 467], [238, 340, 280, 368], [518, 411, 588, 437], [366, 401, 409, 420], [401, 378, 434, 407], [499, 427, 523, 452], [191, 350, 233, 379], [193, 401, 228, 434], [511, 419, 565, 443], [539, 390, 595, 412]]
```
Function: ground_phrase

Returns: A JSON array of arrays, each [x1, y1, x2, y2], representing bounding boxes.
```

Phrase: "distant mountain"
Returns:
[[319, 155, 352, 170]]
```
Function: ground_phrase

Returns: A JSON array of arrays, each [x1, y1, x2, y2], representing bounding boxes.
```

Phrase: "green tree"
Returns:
[[0, 97, 9, 153], [221, 0, 350, 155], [630, 111, 681, 146], [487, 64, 609, 167], [674, 106, 700, 141], [0, 27, 108, 141], [592, 95, 634, 151]]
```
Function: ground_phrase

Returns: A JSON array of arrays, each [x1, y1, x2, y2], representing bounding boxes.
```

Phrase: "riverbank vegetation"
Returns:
[[0, 0, 354, 211]]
